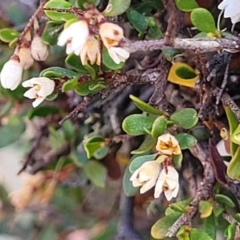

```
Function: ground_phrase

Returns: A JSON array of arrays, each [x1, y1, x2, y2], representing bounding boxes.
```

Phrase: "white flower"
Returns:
[[18, 46, 34, 70], [156, 133, 181, 155], [80, 37, 101, 66], [99, 22, 130, 64], [218, 0, 240, 24], [154, 166, 179, 201], [22, 77, 55, 107], [130, 161, 161, 194], [108, 47, 130, 64], [31, 34, 49, 61], [57, 21, 89, 55], [0, 58, 23, 90]]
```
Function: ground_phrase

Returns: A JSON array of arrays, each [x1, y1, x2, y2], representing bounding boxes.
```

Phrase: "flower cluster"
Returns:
[[0, 19, 49, 93], [218, 0, 240, 24], [57, 9, 129, 65], [130, 133, 181, 201]]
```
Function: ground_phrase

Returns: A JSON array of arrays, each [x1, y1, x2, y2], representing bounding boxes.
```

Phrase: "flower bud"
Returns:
[[18, 46, 34, 70], [31, 34, 49, 61], [0, 57, 23, 90]]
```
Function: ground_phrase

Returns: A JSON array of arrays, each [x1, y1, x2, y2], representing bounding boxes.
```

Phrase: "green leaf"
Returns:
[[82, 134, 106, 161], [40, 66, 79, 78], [151, 212, 182, 239], [44, 0, 77, 21], [235, 213, 240, 222], [224, 105, 238, 155], [191, 125, 210, 141], [0, 116, 25, 148], [62, 78, 78, 92], [103, 0, 131, 16], [61, 120, 75, 140], [102, 47, 124, 70], [130, 95, 163, 115], [215, 194, 235, 208], [165, 198, 193, 215], [77, 0, 100, 9], [190, 8, 216, 33], [173, 153, 183, 169], [0, 28, 20, 43], [170, 108, 198, 129], [83, 161, 107, 188], [175, 0, 199, 12], [162, 48, 183, 61], [175, 133, 197, 150], [189, 228, 212, 240], [151, 116, 167, 138], [203, 213, 216, 240], [28, 105, 59, 119], [131, 135, 156, 155], [127, 9, 148, 33], [74, 80, 108, 96], [41, 21, 63, 45], [129, 153, 158, 173], [123, 166, 139, 197], [146, 25, 164, 39], [49, 127, 66, 148], [93, 146, 109, 160], [122, 114, 154, 136], [175, 65, 197, 79], [71, 149, 89, 167], [39, 225, 57, 240], [199, 200, 213, 218], [65, 54, 89, 74], [225, 224, 236, 240], [227, 146, 240, 181], [231, 123, 240, 145]]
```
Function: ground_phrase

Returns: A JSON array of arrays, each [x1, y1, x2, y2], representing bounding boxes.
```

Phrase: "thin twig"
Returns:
[[30, 142, 71, 174], [59, 96, 93, 125], [121, 38, 240, 53], [19, 0, 48, 40]]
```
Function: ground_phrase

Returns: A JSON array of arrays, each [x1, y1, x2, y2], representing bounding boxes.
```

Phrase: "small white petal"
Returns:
[[32, 97, 45, 108], [218, 0, 240, 24], [154, 171, 166, 198], [66, 42, 74, 54], [164, 189, 174, 201], [218, 0, 229, 10], [230, 13, 240, 24], [57, 27, 72, 47], [171, 183, 179, 198], [108, 47, 130, 64], [31, 35, 49, 61], [23, 87, 37, 99], [140, 177, 156, 194]]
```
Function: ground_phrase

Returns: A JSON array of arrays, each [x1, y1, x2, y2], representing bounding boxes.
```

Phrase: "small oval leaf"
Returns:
[[122, 114, 154, 136], [191, 8, 216, 33], [175, 133, 197, 150], [130, 95, 163, 115], [170, 108, 198, 129], [103, 0, 131, 17]]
